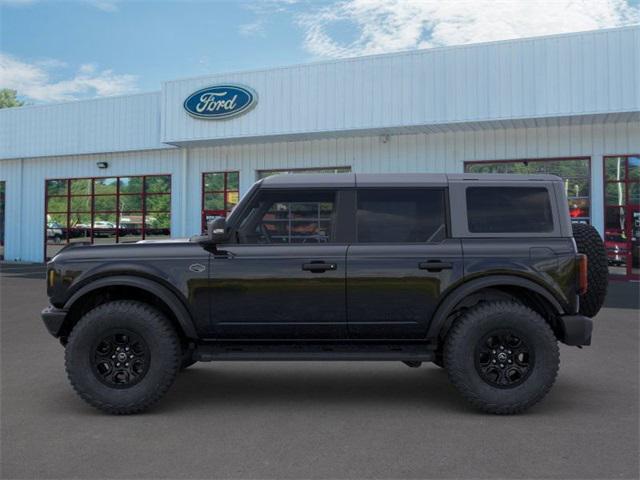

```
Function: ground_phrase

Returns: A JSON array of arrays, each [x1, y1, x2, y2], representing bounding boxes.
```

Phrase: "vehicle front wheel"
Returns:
[[65, 300, 181, 414], [444, 301, 559, 414]]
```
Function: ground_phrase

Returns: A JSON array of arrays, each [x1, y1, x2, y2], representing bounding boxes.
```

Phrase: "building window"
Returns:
[[201, 171, 239, 231], [464, 158, 591, 224], [0, 181, 5, 260], [45, 175, 171, 259], [257, 166, 351, 179], [603, 155, 639, 279]]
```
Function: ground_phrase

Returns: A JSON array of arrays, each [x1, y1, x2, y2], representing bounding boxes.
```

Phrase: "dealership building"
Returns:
[[0, 26, 638, 279]]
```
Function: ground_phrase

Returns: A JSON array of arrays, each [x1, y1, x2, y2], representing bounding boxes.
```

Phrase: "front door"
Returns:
[[206, 188, 348, 339], [347, 188, 464, 338]]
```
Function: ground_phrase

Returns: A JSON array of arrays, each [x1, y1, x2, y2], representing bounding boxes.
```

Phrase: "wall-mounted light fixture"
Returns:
[[96, 161, 108, 169]]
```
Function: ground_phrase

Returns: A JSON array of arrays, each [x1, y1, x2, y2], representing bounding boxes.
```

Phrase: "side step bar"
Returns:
[[193, 342, 434, 362]]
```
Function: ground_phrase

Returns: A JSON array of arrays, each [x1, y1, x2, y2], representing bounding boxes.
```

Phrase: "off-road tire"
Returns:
[[444, 301, 559, 414], [65, 300, 181, 414], [572, 223, 608, 317]]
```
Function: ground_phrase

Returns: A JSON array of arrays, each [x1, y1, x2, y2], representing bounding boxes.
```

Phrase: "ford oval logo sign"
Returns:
[[183, 84, 257, 120]]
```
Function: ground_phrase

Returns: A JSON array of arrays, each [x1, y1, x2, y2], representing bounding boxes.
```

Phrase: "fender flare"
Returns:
[[63, 275, 198, 339], [426, 275, 566, 341]]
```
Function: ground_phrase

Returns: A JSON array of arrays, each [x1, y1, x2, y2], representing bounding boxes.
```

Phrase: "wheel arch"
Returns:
[[60, 275, 198, 342], [427, 275, 566, 343]]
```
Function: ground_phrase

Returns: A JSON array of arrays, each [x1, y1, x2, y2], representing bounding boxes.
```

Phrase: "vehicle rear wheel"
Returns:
[[65, 300, 181, 414], [572, 223, 608, 317], [444, 301, 559, 414]]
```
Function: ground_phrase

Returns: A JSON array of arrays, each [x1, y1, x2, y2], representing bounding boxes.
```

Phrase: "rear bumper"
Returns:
[[41, 305, 68, 338], [559, 314, 593, 346]]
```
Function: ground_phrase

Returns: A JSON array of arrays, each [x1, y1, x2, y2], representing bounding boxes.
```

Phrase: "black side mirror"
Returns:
[[207, 217, 229, 244]]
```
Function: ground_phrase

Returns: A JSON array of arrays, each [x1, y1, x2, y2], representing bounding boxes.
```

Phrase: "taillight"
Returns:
[[577, 254, 588, 295]]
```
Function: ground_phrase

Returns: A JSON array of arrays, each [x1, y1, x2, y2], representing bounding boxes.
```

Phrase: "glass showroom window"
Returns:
[[464, 158, 591, 224], [257, 166, 351, 179], [0, 181, 5, 260], [45, 175, 171, 259], [603, 155, 639, 279], [202, 171, 240, 231]]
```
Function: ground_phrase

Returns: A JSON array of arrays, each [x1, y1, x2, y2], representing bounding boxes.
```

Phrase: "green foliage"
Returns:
[[0, 89, 24, 109]]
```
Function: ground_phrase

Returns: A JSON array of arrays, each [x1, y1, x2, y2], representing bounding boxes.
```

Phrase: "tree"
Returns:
[[0, 89, 24, 109]]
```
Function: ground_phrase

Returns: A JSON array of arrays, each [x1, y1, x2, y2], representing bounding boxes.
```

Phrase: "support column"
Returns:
[[591, 155, 604, 236]]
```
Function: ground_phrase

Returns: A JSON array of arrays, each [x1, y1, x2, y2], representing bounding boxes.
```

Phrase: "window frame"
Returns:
[[465, 186, 555, 234], [448, 181, 561, 238], [602, 154, 640, 280], [353, 187, 449, 244], [44, 174, 171, 260], [201, 171, 240, 231], [256, 166, 351, 180]]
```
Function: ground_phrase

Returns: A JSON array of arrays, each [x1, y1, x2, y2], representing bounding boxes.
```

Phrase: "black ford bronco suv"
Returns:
[[42, 173, 608, 415]]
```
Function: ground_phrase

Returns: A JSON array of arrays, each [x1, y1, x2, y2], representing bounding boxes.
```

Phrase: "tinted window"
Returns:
[[466, 187, 553, 233], [356, 189, 446, 243], [239, 190, 336, 244]]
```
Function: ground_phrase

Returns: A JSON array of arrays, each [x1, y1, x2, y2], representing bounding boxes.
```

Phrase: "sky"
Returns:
[[1, 0, 639, 104]]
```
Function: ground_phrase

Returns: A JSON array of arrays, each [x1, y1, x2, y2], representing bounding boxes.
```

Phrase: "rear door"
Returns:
[[346, 188, 463, 339]]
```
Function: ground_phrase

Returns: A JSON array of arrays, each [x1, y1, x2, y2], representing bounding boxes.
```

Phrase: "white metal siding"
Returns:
[[2, 120, 636, 262], [162, 27, 639, 145], [0, 92, 169, 160]]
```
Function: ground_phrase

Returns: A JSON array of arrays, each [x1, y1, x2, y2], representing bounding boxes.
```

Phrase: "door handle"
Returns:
[[418, 261, 453, 272], [302, 262, 337, 273]]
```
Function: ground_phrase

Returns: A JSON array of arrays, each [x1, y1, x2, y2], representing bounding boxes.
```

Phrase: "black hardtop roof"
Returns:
[[259, 172, 562, 188]]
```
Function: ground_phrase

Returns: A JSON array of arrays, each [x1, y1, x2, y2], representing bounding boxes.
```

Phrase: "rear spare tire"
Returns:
[[572, 223, 608, 317]]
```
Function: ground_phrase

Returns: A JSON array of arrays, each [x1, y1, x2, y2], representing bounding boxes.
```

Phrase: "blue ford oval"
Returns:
[[183, 85, 257, 119]]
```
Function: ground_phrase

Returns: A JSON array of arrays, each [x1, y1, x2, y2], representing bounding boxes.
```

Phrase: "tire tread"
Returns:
[[65, 300, 180, 415]]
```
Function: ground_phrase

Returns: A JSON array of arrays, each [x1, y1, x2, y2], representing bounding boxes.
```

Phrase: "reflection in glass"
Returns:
[[605, 183, 625, 206], [44, 175, 172, 259]]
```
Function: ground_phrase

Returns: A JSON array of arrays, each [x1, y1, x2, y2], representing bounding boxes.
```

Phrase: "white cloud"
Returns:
[[298, 0, 640, 58], [239, 19, 266, 36], [0, 53, 138, 102], [85, 0, 119, 12]]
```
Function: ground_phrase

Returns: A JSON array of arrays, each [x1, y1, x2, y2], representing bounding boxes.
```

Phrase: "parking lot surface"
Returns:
[[1, 263, 638, 479]]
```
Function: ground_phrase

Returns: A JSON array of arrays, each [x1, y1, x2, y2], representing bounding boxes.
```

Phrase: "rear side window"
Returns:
[[356, 189, 446, 243], [466, 187, 553, 233]]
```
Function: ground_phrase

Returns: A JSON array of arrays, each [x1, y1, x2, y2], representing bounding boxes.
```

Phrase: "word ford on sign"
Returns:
[[183, 85, 257, 119]]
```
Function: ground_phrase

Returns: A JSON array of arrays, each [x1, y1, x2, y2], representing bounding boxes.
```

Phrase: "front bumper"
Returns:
[[559, 314, 593, 346], [41, 305, 68, 338]]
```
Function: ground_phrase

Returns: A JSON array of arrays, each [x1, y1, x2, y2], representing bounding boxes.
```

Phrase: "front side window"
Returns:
[[466, 187, 553, 233], [238, 190, 336, 244], [356, 189, 446, 243]]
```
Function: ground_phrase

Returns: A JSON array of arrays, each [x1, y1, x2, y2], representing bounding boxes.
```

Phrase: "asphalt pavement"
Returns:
[[1, 263, 638, 479]]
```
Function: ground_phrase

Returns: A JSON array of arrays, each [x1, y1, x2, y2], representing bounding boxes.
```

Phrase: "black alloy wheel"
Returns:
[[475, 330, 533, 388], [92, 330, 150, 388]]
